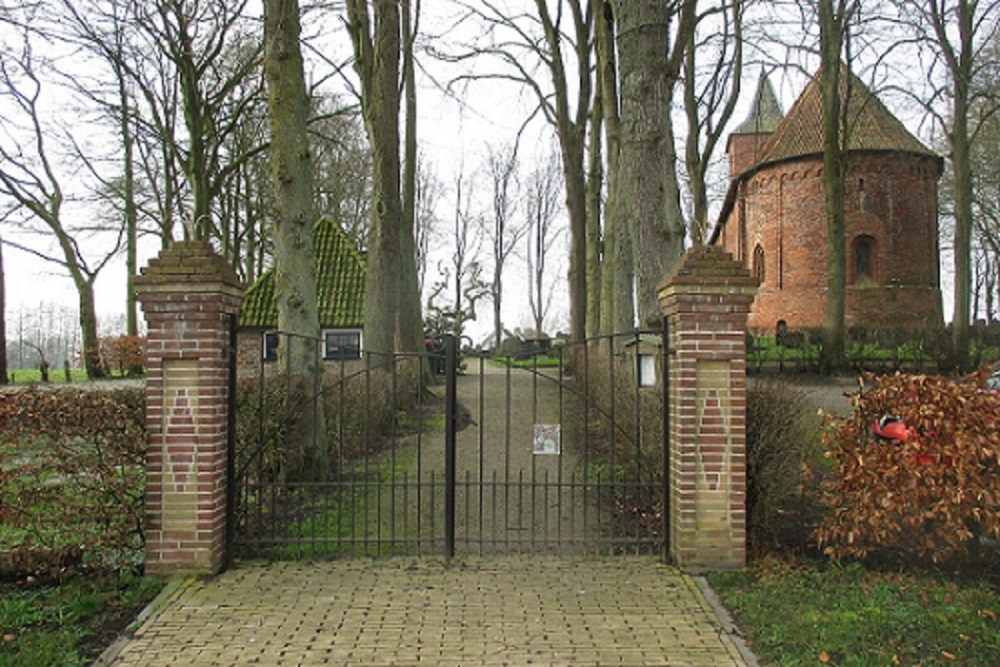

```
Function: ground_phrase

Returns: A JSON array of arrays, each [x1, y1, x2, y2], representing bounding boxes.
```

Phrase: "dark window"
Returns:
[[753, 245, 765, 284], [853, 236, 876, 282], [324, 330, 362, 360], [263, 331, 279, 362]]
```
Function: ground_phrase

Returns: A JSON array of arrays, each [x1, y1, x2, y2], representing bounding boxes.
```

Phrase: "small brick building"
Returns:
[[711, 69, 944, 335], [237, 218, 366, 371]]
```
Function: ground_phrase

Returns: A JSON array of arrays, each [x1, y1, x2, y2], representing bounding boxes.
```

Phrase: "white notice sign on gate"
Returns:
[[533, 424, 561, 455]]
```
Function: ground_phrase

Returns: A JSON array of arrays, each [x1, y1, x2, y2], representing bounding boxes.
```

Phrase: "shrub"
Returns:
[[745, 378, 821, 553], [0, 387, 146, 576], [815, 370, 1000, 564], [233, 357, 425, 484], [97, 335, 146, 376]]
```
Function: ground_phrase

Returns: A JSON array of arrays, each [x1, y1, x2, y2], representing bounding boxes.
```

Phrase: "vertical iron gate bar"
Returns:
[[390, 357, 399, 548], [661, 316, 672, 563], [504, 359, 512, 532], [477, 354, 485, 555], [363, 353, 373, 555], [444, 334, 457, 560], [606, 337, 616, 546], [633, 330, 642, 551], [581, 342, 590, 547], [531, 355, 538, 551]]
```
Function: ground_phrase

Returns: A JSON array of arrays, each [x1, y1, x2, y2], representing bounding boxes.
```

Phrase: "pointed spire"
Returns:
[[735, 69, 784, 135]]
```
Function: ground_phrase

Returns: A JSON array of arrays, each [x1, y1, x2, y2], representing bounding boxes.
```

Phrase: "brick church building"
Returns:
[[710, 69, 944, 335]]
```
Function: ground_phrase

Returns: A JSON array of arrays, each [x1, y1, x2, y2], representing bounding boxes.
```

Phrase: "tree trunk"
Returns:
[[586, 72, 603, 339], [614, 0, 690, 329], [596, 1, 633, 336], [264, 0, 326, 481], [350, 0, 404, 356], [398, 0, 424, 354], [533, 0, 591, 343], [949, 0, 975, 372], [818, 0, 848, 374]]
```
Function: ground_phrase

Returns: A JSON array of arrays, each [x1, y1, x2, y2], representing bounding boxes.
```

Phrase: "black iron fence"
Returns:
[[227, 329, 670, 562]]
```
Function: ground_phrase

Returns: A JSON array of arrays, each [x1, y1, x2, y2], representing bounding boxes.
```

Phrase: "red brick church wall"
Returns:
[[719, 151, 943, 334]]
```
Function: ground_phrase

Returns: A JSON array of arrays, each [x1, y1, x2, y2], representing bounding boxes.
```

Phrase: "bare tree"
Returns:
[[426, 169, 489, 340], [894, 0, 1000, 370], [130, 0, 265, 241], [311, 98, 371, 246], [525, 149, 565, 336], [815, 0, 860, 373], [443, 0, 593, 342], [0, 26, 116, 378], [485, 141, 529, 349], [415, 157, 443, 298], [683, 0, 745, 245]]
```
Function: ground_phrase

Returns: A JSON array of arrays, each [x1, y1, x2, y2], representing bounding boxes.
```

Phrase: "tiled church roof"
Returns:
[[757, 65, 937, 166], [239, 218, 366, 329]]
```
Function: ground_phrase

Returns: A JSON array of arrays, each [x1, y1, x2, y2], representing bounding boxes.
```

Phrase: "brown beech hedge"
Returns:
[[815, 370, 1000, 563], [0, 387, 146, 575]]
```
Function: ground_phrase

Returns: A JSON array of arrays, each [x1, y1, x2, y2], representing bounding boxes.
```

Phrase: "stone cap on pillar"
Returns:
[[657, 245, 757, 301], [135, 240, 245, 299]]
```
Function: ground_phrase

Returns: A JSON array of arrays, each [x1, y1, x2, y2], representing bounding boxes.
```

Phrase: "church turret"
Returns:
[[727, 70, 784, 177]]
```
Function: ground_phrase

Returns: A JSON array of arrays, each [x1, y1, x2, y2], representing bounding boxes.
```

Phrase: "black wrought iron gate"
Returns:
[[228, 331, 669, 562]]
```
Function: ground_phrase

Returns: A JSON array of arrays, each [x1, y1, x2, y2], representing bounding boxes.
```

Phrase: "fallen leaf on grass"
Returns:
[[819, 651, 831, 663], [941, 650, 956, 660]]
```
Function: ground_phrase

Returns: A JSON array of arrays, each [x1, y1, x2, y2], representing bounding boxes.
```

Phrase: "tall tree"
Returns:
[[816, 0, 858, 373], [0, 26, 115, 378], [426, 170, 489, 340], [446, 0, 593, 342], [485, 141, 528, 347], [967, 37, 1000, 321], [896, 0, 1000, 370], [398, 0, 424, 353], [347, 0, 422, 354], [132, 0, 265, 241], [57, 0, 144, 337], [683, 0, 745, 245], [612, 0, 697, 328], [263, 0, 326, 480], [525, 150, 565, 336], [595, 0, 633, 335]]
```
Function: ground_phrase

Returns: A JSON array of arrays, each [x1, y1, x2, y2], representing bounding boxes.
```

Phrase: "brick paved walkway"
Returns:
[[101, 557, 752, 666]]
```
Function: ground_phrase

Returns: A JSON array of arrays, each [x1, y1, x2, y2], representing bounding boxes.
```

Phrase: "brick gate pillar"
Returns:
[[135, 241, 244, 576], [658, 246, 757, 570]]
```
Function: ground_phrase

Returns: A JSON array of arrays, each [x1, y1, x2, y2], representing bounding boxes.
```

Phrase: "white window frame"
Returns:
[[322, 329, 362, 361], [263, 331, 279, 361]]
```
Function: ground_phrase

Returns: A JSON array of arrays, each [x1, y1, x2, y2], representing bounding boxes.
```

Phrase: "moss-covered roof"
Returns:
[[239, 218, 365, 329], [757, 65, 937, 166]]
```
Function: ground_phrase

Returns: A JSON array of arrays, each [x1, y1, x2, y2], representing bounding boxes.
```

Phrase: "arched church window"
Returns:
[[853, 235, 876, 282], [753, 244, 765, 284]]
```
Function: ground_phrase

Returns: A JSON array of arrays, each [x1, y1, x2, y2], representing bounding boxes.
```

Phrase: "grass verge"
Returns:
[[708, 558, 1000, 666], [0, 573, 163, 666]]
